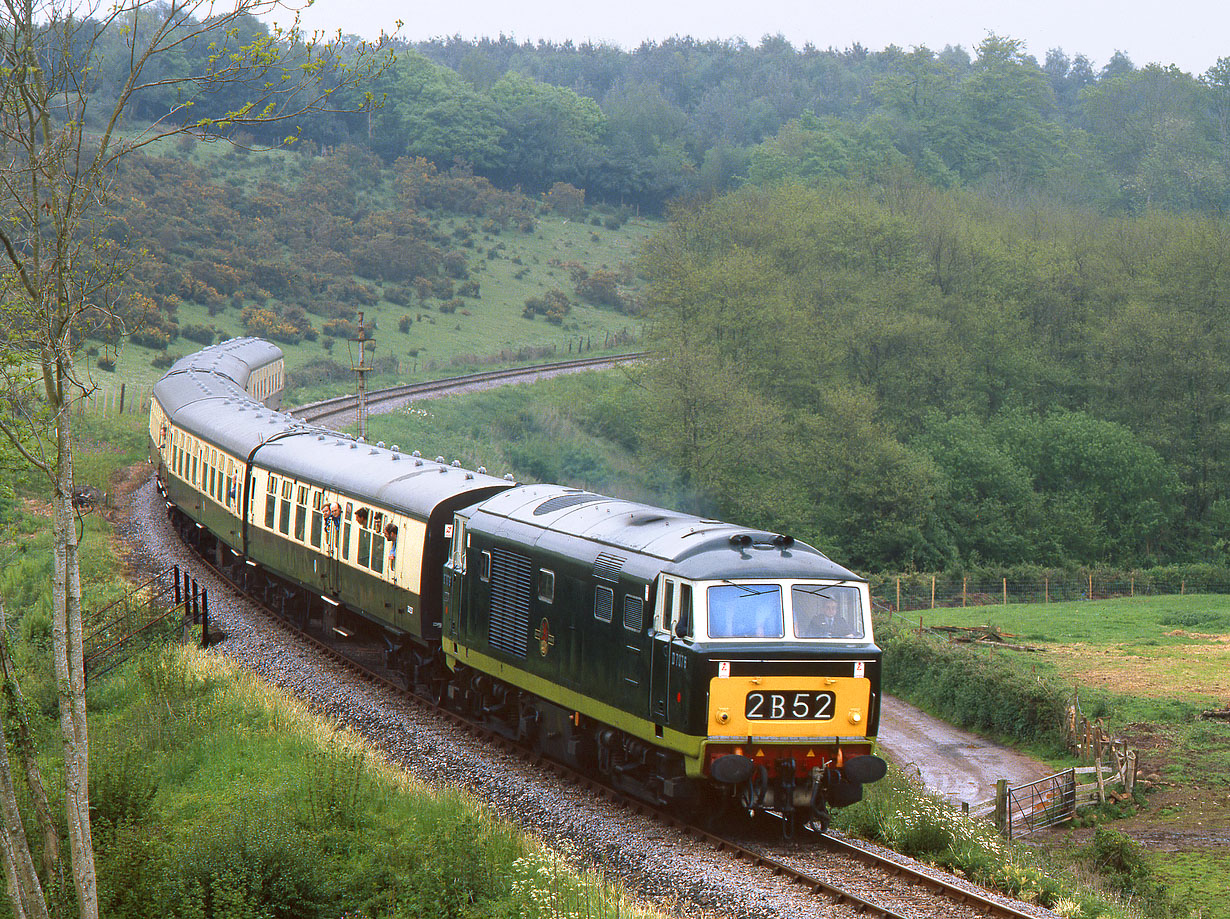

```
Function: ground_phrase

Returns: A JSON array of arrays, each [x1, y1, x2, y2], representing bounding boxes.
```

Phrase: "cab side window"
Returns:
[[537, 569, 554, 603]]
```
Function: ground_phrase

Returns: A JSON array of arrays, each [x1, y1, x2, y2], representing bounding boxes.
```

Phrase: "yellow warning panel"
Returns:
[[708, 675, 871, 738]]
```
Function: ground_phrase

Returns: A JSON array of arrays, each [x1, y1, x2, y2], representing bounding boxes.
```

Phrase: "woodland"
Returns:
[[57, 16, 1230, 572]]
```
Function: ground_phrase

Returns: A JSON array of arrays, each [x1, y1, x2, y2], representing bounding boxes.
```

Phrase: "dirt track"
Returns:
[[877, 695, 1053, 805]]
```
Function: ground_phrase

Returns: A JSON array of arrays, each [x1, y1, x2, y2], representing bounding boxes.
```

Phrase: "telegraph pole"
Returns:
[[351, 311, 370, 439]]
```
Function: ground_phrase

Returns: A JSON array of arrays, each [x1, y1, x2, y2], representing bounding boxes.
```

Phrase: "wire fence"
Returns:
[[867, 568, 1230, 614]]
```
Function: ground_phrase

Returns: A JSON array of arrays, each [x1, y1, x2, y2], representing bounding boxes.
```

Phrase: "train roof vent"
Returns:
[[593, 552, 626, 583], [533, 492, 603, 516]]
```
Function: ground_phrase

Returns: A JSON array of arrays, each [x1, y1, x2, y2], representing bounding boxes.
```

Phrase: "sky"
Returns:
[[261, 0, 1228, 77]]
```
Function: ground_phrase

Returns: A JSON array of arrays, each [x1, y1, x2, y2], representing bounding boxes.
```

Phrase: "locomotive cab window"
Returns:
[[537, 569, 554, 603], [676, 584, 693, 639], [657, 578, 677, 632], [450, 517, 467, 572], [707, 584, 784, 639], [792, 584, 865, 640]]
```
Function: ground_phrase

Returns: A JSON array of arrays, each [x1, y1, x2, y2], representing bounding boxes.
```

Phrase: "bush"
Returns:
[[131, 327, 171, 350], [879, 622, 1067, 749], [522, 290, 571, 325], [151, 353, 180, 370], [180, 323, 216, 345], [97, 356, 116, 371]]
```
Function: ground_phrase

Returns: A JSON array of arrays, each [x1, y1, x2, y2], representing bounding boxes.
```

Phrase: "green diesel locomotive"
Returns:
[[152, 338, 886, 833]]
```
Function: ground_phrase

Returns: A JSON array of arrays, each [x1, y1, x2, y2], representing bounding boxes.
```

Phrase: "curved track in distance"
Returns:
[[291, 353, 643, 428]]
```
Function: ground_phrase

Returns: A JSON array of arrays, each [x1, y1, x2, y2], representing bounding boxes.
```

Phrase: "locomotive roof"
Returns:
[[467, 483, 863, 583], [155, 343, 512, 519]]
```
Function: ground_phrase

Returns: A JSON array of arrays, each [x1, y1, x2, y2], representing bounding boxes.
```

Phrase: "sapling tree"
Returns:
[[0, 2, 393, 915]]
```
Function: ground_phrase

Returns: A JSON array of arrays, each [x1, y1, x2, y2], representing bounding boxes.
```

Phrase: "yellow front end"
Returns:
[[707, 675, 871, 739]]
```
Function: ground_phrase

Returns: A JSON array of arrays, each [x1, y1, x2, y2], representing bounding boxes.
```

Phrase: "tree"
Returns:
[[0, 3, 390, 916]]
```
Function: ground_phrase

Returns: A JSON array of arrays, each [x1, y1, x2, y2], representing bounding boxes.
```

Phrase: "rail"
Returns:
[[291, 353, 643, 425]]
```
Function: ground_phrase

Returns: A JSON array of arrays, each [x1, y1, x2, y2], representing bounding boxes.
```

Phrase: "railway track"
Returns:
[[170, 510, 1042, 919], [291, 353, 642, 427]]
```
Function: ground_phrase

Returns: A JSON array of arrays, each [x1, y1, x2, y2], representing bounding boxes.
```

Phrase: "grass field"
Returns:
[[908, 595, 1230, 710], [912, 596, 1230, 918]]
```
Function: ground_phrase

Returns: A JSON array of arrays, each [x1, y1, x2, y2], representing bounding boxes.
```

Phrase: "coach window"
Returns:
[[190, 444, 199, 487], [208, 450, 217, 499], [594, 585, 614, 623], [294, 485, 308, 541], [226, 462, 237, 510], [537, 569, 555, 603], [310, 492, 324, 548], [356, 508, 372, 569], [265, 476, 277, 529], [339, 503, 351, 558], [370, 512, 386, 575], [279, 480, 293, 535]]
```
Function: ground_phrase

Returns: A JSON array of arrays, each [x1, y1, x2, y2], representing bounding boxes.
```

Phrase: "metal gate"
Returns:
[[1004, 769, 1076, 838]]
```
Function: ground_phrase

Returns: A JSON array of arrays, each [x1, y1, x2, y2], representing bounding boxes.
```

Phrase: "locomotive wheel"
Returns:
[[740, 765, 769, 816]]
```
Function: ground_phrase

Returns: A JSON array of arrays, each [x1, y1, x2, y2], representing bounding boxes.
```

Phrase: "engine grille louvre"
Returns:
[[533, 492, 603, 515], [593, 552, 626, 582], [623, 596, 644, 632], [489, 548, 531, 658]]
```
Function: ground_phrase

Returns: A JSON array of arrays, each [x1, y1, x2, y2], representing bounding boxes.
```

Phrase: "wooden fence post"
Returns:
[[995, 779, 1009, 834], [1088, 571, 1093, 600], [896, 577, 901, 613], [931, 575, 936, 609], [1002, 577, 1007, 606], [963, 576, 967, 607]]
